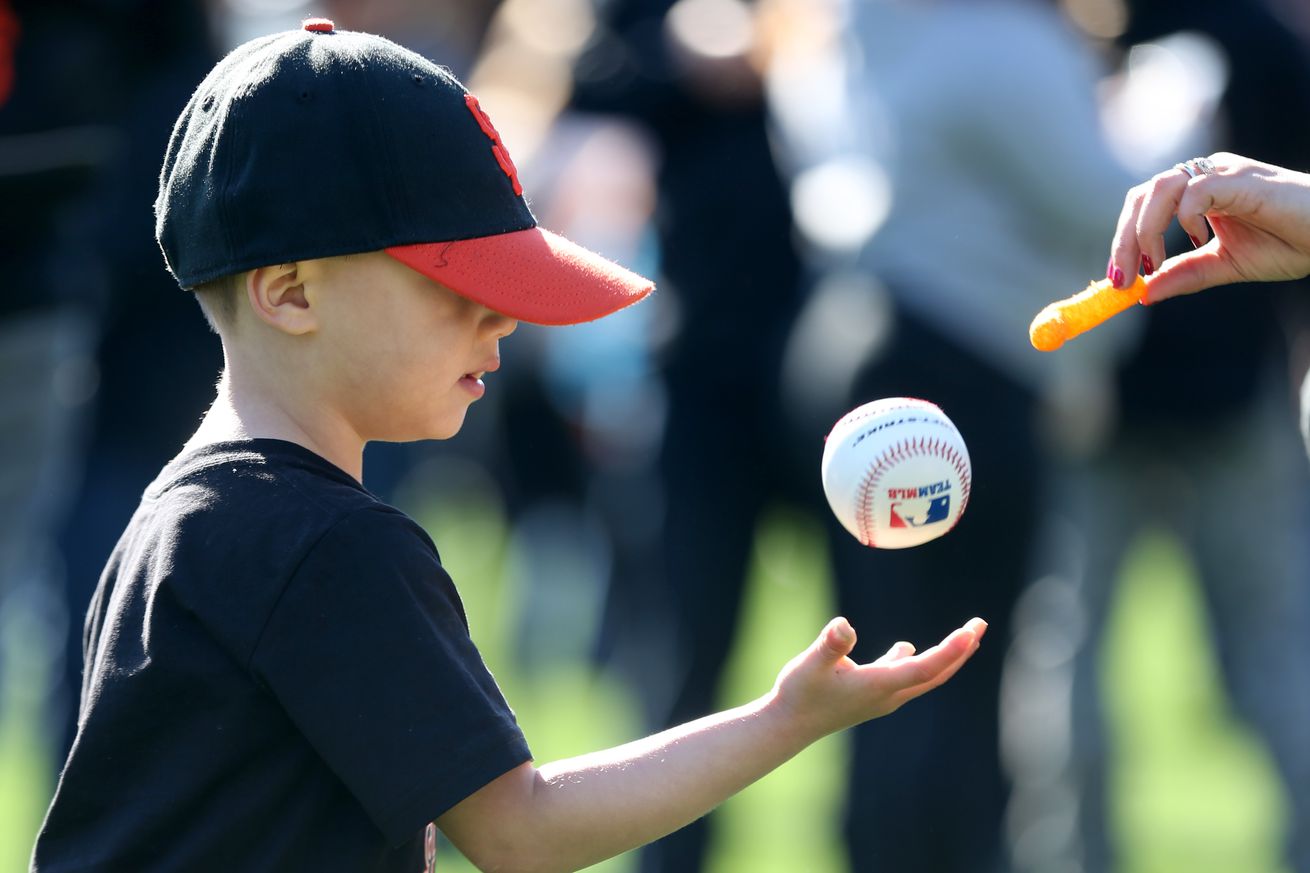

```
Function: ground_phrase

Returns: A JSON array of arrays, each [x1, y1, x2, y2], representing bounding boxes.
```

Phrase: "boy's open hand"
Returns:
[[772, 616, 987, 739]]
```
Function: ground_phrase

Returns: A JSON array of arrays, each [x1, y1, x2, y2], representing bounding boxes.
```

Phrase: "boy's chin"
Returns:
[[428, 412, 470, 441], [372, 409, 470, 443]]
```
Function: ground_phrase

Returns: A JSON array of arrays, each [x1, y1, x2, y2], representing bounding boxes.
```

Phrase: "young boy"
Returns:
[[32, 20, 986, 873]]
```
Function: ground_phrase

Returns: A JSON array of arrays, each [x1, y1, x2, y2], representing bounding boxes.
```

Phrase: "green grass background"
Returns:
[[0, 499, 1291, 872]]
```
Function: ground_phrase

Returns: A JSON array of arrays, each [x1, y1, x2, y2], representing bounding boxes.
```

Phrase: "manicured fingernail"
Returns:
[[1142, 254, 1154, 275], [1112, 266, 1125, 288], [1190, 234, 1202, 248]]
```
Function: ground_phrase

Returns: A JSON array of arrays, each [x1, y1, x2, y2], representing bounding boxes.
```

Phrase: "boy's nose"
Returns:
[[488, 312, 518, 339]]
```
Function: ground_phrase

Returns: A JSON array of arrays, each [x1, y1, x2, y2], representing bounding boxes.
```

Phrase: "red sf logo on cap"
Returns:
[[464, 94, 523, 197]]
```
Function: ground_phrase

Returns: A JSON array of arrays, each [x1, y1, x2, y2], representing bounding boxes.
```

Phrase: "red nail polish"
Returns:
[[1190, 234, 1202, 248], [1142, 254, 1154, 275], [1112, 267, 1125, 288]]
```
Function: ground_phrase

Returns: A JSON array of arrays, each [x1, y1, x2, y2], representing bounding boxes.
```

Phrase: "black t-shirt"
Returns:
[[32, 440, 531, 872]]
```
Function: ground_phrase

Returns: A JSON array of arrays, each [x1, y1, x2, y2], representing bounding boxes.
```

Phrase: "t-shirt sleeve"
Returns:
[[250, 505, 532, 845]]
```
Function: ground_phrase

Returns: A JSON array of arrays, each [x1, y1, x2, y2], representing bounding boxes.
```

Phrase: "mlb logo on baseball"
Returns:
[[887, 481, 953, 529], [822, 398, 972, 549]]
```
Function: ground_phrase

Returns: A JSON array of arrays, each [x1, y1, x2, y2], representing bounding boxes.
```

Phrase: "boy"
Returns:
[[32, 20, 985, 873]]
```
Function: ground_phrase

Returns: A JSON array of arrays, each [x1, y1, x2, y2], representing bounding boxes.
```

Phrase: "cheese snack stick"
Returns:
[[1029, 275, 1148, 351]]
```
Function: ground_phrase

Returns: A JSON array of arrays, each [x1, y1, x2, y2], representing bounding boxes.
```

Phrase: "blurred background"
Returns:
[[3, 0, 1310, 871]]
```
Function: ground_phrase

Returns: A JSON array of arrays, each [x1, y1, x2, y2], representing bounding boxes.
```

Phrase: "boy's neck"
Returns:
[[184, 370, 366, 483]]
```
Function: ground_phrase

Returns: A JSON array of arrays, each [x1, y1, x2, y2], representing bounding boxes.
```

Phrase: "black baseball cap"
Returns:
[[155, 18, 654, 325]]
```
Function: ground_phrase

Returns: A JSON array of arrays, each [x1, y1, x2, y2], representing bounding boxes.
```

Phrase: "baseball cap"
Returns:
[[155, 18, 653, 326]]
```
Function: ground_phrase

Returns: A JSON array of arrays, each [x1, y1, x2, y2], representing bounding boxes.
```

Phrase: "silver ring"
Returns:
[[1176, 157, 1216, 179]]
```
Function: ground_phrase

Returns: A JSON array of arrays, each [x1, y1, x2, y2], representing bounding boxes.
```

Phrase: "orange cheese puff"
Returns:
[[1029, 274, 1148, 352]]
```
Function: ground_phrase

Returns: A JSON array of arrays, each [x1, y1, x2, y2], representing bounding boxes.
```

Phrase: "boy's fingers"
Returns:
[[874, 641, 916, 665], [963, 616, 988, 641], [866, 618, 985, 690], [892, 627, 984, 702], [817, 616, 857, 662]]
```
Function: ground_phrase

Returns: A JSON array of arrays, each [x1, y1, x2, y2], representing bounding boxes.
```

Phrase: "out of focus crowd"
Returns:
[[4, 0, 1310, 871]]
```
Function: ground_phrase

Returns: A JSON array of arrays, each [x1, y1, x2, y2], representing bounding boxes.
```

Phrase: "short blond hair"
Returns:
[[191, 272, 244, 334]]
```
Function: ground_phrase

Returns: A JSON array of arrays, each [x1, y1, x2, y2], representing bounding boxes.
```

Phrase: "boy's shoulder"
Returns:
[[150, 438, 369, 510], [127, 438, 441, 604], [98, 438, 448, 668], [145, 438, 416, 535]]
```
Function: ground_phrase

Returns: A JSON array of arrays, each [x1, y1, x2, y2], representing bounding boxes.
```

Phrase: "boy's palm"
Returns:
[[773, 616, 986, 739]]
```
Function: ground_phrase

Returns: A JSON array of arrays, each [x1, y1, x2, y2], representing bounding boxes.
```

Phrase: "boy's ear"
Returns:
[[246, 263, 317, 335]]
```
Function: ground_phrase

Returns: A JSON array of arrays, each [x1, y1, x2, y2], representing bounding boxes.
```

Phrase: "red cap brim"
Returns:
[[385, 227, 654, 326]]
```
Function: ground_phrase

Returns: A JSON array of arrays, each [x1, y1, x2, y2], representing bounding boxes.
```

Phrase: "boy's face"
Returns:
[[303, 252, 517, 442]]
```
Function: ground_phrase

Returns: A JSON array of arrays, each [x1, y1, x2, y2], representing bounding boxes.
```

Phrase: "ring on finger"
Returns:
[[1176, 156, 1216, 179]]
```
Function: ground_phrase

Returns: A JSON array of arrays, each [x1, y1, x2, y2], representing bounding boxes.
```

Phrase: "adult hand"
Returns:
[[1109, 152, 1310, 303]]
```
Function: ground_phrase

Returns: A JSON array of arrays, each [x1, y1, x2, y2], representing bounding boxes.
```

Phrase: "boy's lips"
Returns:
[[465, 356, 500, 380], [458, 356, 500, 398], [458, 374, 486, 399]]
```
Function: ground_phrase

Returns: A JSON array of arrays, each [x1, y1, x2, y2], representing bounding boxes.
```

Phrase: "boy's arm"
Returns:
[[437, 616, 985, 873]]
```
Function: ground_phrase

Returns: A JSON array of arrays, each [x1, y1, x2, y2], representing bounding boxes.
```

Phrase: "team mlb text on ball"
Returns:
[[821, 398, 973, 549]]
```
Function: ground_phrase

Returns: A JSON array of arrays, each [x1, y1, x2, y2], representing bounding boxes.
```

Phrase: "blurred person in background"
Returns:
[[47, 0, 221, 763], [459, 0, 669, 682], [0, 0, 105, 764], [770, 0, 1139, 870], [0, 0, 203, 774], [566, 0, 809, 869], [1003, 1, 1310, 871], [324, 0, 499, 76]]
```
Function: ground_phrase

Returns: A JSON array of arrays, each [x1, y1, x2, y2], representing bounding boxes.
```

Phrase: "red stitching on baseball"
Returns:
[[854, 435, 971, 547]]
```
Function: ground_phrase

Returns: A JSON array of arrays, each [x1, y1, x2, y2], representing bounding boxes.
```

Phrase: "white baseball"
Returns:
[[821, 397, 972, 549]]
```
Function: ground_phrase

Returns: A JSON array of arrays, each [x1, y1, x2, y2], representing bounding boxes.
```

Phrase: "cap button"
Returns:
[[302, 17, 335, 33]]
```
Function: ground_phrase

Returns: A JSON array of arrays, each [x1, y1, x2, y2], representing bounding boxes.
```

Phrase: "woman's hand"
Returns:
[[1109, 152, 1310, 303]]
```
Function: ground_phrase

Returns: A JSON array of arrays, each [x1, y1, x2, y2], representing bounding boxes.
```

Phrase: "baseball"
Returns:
[[822, 397, 972, 549]]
